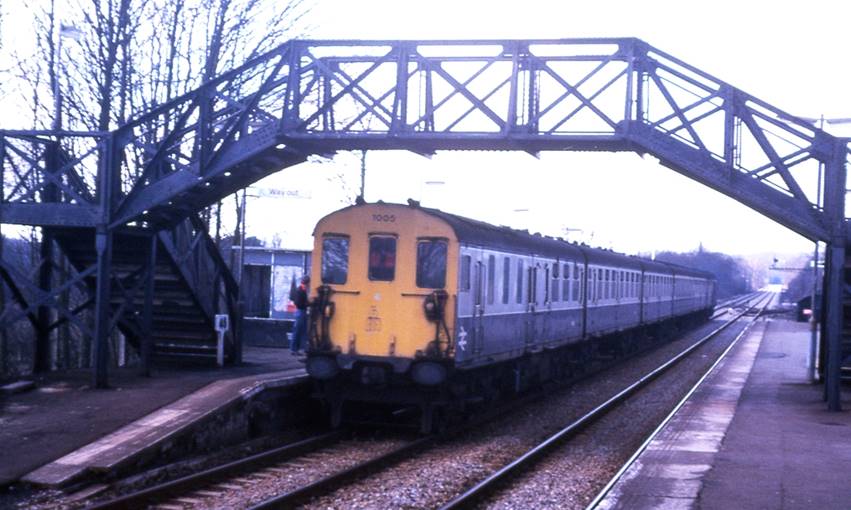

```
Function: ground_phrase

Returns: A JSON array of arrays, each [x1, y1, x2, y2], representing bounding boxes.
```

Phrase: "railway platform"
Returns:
[[0, 347, 307, 489], [596, 317, 851, 509]]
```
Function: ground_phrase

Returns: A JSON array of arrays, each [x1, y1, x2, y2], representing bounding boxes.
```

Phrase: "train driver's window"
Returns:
[[416, 239, 447, 288], [368, 236, 396, 281], [321, 236, 349, 284], [460, 255, 471, 291]]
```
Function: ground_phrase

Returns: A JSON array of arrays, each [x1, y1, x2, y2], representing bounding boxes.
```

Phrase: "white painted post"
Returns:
[[214, 314, 230, 367]]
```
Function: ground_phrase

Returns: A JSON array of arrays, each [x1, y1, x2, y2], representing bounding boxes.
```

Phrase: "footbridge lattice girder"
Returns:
[[0, 38, 848, 400], [3, 38, 845, 237]]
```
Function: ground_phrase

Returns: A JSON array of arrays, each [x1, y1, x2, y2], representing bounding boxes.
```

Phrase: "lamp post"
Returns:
[[561, 227, 584, 241], [422, 180, 445, 207], [53, 23, 83, 131], [791, 113, 851, 383]]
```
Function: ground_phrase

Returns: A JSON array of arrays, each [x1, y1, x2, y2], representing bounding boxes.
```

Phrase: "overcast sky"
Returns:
[[246, 0, 851, 256], [3, 0, 850, 257]]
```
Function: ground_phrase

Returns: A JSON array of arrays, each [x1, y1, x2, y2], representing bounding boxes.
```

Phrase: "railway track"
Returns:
[[77, 295, 767, 510], [436, 291, 771, 509], [711, 290, 763, 319], [256, 294, 770, 509], [82, 430, 415, 510]]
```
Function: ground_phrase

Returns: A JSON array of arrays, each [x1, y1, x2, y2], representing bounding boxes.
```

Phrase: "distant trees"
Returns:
[[655, 248, 752, 299], [785, 258, 819, 302]]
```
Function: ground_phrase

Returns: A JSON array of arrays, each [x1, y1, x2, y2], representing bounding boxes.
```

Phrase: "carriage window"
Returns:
[[502, 257, 510, 304], [563, 264, 570, 302], [460, 255, 471, 291], [616, 271, 621, 299], [589, 268, 594, 302], [592, 268, 599, 302], [604, 269, 610, 300], [528, 266, 537, 304], [551, 265, 559, 302], [572, 264, 582, 301], [487, 255, 496, 305], [516, 260, 524, 303], [597, 268, 603, 301], [416, 239, 447, 288], [368, 236, 396, 281], [321, 237, 349, 284]]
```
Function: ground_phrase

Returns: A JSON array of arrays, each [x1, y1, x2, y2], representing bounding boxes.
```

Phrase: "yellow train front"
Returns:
[[305, 201, 458, 429]]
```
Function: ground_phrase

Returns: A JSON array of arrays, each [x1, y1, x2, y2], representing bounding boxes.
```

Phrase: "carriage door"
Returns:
[[525, 264, 538, 348], [542, 264, 551, 341], [472, 259, 485, 355]]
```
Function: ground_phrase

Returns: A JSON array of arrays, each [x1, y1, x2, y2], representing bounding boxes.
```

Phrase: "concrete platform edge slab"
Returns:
[[596, 319, 766, 509], [21, 371, 308, 488]]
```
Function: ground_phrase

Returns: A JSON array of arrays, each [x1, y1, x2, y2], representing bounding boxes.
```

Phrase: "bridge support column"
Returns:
[[34, 233, 53, 373], [822, 138, 847, 411], [824, 241, 844, 411], [92, 228, 113, 388], [141, 234, 157, 377]]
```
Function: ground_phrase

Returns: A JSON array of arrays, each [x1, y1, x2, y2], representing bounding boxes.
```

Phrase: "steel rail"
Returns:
[[585, 292, 773, 510], [84, 431, 344, 510], [247, 435, 435, 510], [438, 292, 771, 510], [711, 291, 763, 319], [84, 297, 760, 510]]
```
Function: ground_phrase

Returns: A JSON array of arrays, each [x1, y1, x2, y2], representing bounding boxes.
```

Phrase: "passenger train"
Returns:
[[305, 201, 716, 431]]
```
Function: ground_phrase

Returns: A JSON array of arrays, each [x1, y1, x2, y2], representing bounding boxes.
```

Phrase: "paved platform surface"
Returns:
[[0, 347, 306, 487], [597, 317, 851, 509]]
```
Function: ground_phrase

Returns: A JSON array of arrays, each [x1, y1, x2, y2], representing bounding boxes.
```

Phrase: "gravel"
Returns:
[[300, 316, 750, 510]]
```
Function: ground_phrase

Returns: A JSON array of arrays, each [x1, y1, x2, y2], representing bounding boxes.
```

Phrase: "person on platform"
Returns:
[[289, 275, 310, 355]]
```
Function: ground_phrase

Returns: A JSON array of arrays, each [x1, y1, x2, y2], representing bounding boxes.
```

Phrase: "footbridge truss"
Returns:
[[1, 38, 849, 406]]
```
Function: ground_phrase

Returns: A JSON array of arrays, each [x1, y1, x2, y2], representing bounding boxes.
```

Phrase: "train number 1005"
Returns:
[[372, 214, 396, 222]]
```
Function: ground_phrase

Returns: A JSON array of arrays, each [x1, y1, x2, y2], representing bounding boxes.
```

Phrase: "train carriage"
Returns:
[[305, 201, 715, 430]]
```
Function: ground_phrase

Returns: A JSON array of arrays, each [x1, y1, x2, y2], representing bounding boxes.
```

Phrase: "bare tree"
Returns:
[[2, 0, 313, 375]]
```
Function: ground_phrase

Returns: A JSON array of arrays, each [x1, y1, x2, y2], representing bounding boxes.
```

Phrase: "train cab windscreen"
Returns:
[[369, 236, 397, 281], [416, 239, 447, 288], [321, 237, 349, 284]]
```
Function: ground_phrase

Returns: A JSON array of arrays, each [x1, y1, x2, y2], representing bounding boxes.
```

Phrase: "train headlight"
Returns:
[[411, 361, 447, 386], [306, 355, 339, 380]]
